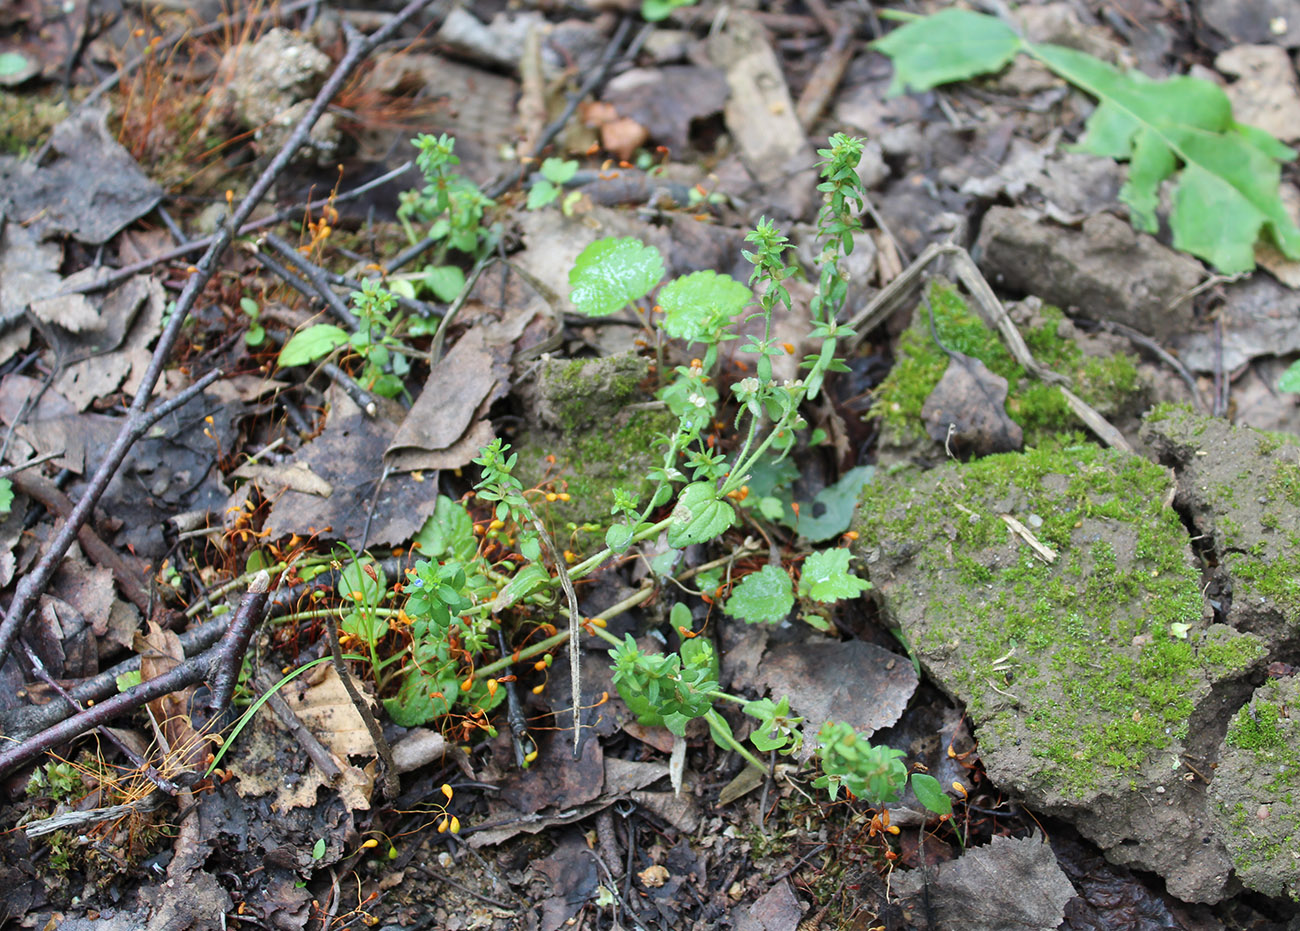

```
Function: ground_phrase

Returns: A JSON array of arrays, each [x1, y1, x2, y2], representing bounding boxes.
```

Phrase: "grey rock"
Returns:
[[976, 207, 1204, 341]]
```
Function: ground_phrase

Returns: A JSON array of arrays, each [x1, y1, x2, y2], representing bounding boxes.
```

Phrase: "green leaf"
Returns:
[[873, 8, 1300, 274], [641, 0, 695, 21], [1033, 42, 1300, 273], [244, 324, 266, 347], [412, 495, 476, 561], [384, 661, 458, 726], [871, 9, 1021, 95], [667, 482, 736, 547], [798, 548, 871, 603], [606, 523, 636, 553], [0, 477, 12, 516], [0, 52, 31, 79], [910, 772, 953, 816], [492, 564, 552, 612], [278, 324, 350, 367], [569, 237, 664, 317], [793, 465, 874, 542], [239, 297, 260, 318], [341, 610, 385, 649], [116, 669, 142, 692], [526, 180, 559, 210], [540, 158, 579, 184], [424, 265, 466, 302], [338, 558, 387, 605], [658, 271, 752, 344], [311, 837, 327, 860], [725, 565, 794, 624], [1280, 360, 1300, 394]]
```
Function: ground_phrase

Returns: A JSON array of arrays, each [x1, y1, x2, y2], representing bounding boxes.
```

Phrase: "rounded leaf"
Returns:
[[667, 482, 736, 547], [569, 237, 664, 317], [658, 270, 751, 344]]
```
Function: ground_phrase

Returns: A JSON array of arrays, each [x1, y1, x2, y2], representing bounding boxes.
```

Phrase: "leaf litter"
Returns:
[[1, 1, 1300, 929]]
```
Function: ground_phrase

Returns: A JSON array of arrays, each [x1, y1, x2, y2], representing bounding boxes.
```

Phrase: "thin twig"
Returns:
[[0, 0, 438, 668], [8, 470, 151, 613], [483, 17, 643, 201], [263, 233, 362, 330], [204, 570, 271, 715], [252, 672, 342, 783], [322, 606, 400, 800], [0, 615, 230, 743], [19, 640, 181, 795], [0, 581, 275, 776], [58, 159, 420, 297]]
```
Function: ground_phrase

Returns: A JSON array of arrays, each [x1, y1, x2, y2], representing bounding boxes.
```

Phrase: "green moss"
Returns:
[[869, 281, 1140, 449], [1227, 700, 1288, 753], [856, 444, 1235, 798], [514, 407, 676, 530], [0, 89, 67, 155]]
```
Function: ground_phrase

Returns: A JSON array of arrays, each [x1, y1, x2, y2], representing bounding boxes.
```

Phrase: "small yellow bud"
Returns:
[[441, 783, 454, 801], [361, 839, 379, 849], [952, 782, 968, 798]]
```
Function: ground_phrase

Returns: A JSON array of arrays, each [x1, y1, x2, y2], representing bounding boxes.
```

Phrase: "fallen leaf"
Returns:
[[736, 880, 806, 931], [754, 638, 918, 743], [601, 66, 728, 153], [0, 108, 161, 244], [892, 833, 1077, 931]]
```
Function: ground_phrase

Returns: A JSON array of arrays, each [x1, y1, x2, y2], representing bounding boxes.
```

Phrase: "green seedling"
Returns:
[[240, 297, 265, 347], [874, 8, 1300, 274], [527, 157, 580, 210]]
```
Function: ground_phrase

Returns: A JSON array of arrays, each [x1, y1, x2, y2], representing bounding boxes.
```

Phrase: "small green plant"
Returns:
[[527, 157, 579, 210], [277, 279, 417, 398], [398, 132, 497, 302], [240, 297, 265, 347], [25, 760, 81, 802], [0, 477, 12, 516], [873, 8, 1300, 274]]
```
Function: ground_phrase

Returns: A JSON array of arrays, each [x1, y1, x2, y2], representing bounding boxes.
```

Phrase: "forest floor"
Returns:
[[1, 1, 1300, 929]]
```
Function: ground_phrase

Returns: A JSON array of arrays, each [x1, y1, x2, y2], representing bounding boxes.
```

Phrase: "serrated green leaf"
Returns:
[[1279, 360, 1300, 394], [874, 9, 1300, 274], [799, 547, 871, 603], [871, 9, 1021, 95], [658, 270, 751, 344], [278, 324, 350, 367], [1033, 42, 1300, 273], [569, 237, 664, 317], [910, 772, 953, 816], [667, 482, 736, 547], [794, 465, 874, 542], [424, 264, 466, 302], [724, 565, 794, 624]]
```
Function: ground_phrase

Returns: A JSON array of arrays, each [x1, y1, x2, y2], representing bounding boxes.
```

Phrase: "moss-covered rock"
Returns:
[[1143, 407, 1300, 652], [869, 280, 1142, 461], [513, 353, 673, 530], [1210, 676, 1300, 900], [853, 443, 1265, 902]]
